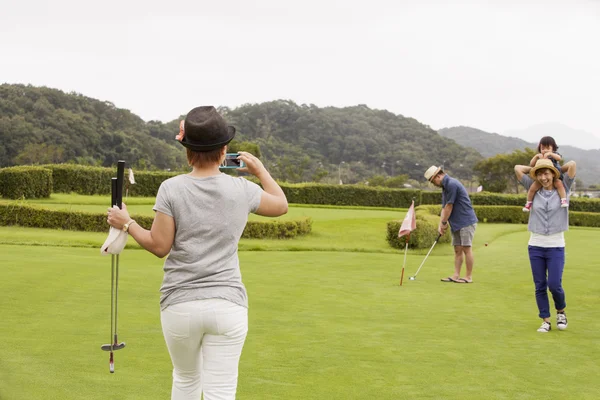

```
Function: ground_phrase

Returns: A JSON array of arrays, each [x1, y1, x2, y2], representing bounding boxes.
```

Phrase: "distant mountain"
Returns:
[[439, 126, 600, 186], [438, 126, 533, 158], [503, 122, 600, 151]]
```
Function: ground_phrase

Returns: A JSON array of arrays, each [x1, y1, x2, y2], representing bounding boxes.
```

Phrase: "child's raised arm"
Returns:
[[529, 153, 542, 167], [544, 152, 562, 161]]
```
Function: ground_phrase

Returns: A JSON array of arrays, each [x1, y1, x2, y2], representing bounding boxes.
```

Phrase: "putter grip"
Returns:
[[115, 161, 125, 209], [111, 178, 117, 207]]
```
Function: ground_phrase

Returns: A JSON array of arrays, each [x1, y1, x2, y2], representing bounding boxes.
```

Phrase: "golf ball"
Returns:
[[409, 277, 415, 280]]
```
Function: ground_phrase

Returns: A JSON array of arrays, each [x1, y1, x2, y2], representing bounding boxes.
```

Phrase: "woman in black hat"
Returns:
[[107, 106, 288, 399]]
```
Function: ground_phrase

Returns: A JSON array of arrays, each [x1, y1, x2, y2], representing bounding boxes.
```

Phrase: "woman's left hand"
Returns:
[[107, 203, 131, 230]]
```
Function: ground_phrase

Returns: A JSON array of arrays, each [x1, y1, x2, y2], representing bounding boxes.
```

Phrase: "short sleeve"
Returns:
[[153, 182, 174, 217], [242, 178, 263, 213], [445, 180, 458, 205], [562, 173, 574, 192], [519, 174, 534, 191]]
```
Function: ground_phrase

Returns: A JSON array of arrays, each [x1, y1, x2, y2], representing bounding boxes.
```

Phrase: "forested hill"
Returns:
[[221, 101, 482, 181], [0, 84, 482, 183], [0, 84, 186, 169], [439, 126, 600, 186]]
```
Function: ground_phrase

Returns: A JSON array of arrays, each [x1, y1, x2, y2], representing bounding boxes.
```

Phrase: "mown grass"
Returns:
[[1, 195, 600, 399]]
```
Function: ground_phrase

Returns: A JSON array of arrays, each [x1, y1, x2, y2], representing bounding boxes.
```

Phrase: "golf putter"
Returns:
[[101, 162, 126, 373], [409, 233, 442, 280], [113, 161, 126, 355]]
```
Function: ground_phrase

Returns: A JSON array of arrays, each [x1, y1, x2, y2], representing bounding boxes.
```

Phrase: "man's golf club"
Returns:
[[101, 162, 126, 373], [409, 233, 442, 280]]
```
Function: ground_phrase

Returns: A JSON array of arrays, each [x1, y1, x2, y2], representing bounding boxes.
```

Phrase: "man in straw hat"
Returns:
[[514, 158, 577, 333], [423, 165, 478, 283]]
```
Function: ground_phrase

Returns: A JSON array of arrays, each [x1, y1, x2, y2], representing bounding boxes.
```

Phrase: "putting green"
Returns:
[[1, 214, 599, 399]]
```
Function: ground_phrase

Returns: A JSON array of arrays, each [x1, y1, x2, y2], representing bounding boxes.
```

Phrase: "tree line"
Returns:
[[3, 83, 551, 191]]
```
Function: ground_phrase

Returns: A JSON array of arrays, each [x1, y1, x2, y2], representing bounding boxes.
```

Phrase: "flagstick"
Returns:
[[400, 234, 410, 286]]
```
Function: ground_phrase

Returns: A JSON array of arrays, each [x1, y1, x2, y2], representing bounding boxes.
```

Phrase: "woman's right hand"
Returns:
[[237, 151, 268, 178]]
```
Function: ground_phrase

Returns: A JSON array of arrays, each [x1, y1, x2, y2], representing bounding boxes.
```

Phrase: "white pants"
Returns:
[[160, 299, 248, 400]]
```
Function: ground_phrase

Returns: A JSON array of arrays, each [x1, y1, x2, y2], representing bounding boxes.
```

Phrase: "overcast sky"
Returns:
[[2, 0, 599, 142]]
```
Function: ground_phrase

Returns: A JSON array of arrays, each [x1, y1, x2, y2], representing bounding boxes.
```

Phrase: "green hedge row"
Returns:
[[473, 205, 600, 227], [43, 164, 174, 197], [0, 204, 312, 239], [0, 166, 52, 199], [386, 204, 600, 249], [418, 191, 600, 212], [281, 183, 419, 208], [243, 218, 313, 239], [2, 165, 600, 212]]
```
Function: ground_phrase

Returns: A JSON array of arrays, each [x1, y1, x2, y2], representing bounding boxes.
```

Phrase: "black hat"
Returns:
[[177, 106, 236, 152]]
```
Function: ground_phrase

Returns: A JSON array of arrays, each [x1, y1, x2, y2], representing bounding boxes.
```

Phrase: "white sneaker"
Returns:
[[557, 313, 568, 330], [537, 321, 551, 333]]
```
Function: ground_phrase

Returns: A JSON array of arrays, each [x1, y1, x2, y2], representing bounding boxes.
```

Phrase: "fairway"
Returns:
[[2, 208, 600, 399]]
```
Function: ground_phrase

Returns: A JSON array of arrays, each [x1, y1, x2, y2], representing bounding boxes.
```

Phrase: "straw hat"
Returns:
[[529, 159, 560, 179], [424, 165, 443, 182]]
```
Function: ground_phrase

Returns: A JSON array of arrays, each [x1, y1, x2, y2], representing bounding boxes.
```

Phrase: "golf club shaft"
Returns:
[[412, 234, 442, 278], [400, 240, 408, 286], [110, 255, 115, 352], [114, 254, 119, 345], [103, 162, 126, 373]]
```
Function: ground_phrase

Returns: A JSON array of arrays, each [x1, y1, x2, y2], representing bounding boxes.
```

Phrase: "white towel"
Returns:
[[101, 227, 128, 255]]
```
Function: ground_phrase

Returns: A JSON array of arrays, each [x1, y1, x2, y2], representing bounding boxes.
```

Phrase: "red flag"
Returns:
[[398, 201, 417, 238]]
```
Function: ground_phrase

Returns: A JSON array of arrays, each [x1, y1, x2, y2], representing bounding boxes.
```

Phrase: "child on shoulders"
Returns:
[[523, 136, 568, 212]]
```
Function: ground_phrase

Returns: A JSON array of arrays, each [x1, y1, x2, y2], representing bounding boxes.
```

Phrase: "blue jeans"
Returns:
[[528, 246, 566, 318]]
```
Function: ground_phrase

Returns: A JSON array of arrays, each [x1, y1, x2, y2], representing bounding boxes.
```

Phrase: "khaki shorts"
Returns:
[[451, 223, 477, 247]]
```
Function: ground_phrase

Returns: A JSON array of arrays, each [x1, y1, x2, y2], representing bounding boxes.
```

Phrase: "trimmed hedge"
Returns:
[[0, 203, 153, 232], [0, 166, 52, 199], [420, 191, 600, 213], [243, 218, 313, 239], [41, 164, 174, 197], [280, 183, 421, 208], [0, 204, 312, 239], [47, 164, 116, 195], [569, 212, 600, 228], [2, 165, 600, 212], [472, 205, 600, 227], [419, 191, 442, 205]]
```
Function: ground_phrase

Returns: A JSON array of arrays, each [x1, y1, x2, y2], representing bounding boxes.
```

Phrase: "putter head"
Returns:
[[101, 342, 126, 351], [409, 276, 416, 281]]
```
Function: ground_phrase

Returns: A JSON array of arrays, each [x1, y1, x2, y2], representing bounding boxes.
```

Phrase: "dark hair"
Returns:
[[186, 146, 224, 168], [537, 136, 558, 152]]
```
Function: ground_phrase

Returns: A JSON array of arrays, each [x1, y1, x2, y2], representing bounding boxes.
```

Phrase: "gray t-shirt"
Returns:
[[153, 173, 262, 310]]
